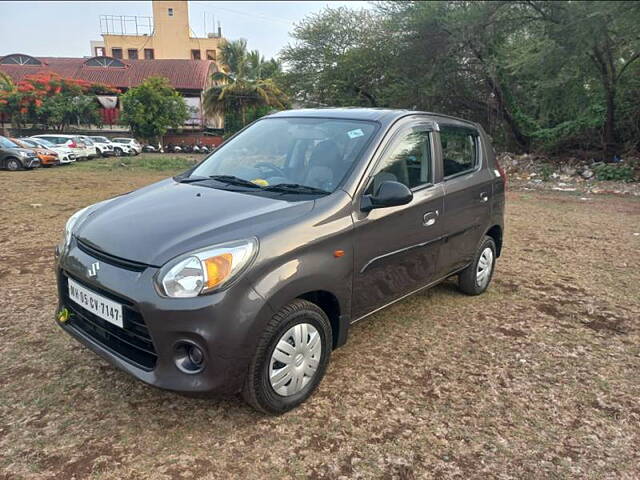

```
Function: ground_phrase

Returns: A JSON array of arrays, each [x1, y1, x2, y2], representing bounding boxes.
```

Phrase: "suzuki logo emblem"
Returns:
[[88, 261, 100, 277]]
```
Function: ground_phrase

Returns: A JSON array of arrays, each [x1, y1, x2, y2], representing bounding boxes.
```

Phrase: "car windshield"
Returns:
[[0, 136, 19, 148], [19, 139, 38, 147], [114, 139, 129, 143], [81, 138, 94, 145], [91, 137, 109, 142], [190, 117, 378, 193], [33, 138, 54, 147]]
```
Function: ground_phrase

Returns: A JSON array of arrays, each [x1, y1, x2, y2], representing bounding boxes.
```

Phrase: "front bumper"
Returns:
[[26, 158, 40, 168], [55, 239, 274, 395]]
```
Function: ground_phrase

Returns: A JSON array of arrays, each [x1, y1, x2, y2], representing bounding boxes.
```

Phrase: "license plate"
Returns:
[[67, 278, 123, 328]]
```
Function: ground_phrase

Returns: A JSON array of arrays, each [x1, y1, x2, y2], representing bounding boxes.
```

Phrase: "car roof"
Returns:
[[35, 134, 77, 138], [266, 108, 478, 129]]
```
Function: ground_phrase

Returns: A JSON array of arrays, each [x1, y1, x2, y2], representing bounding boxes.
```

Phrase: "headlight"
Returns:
[[59, 206, 89, 253], [157, 238, 258, 298]]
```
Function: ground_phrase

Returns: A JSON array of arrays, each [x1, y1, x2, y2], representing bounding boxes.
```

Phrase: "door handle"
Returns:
[[423, 210, 439, 227], [480, 192, 489, 203]]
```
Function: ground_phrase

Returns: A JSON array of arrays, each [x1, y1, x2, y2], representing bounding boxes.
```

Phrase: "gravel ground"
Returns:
[[1, 163, 639, 479]]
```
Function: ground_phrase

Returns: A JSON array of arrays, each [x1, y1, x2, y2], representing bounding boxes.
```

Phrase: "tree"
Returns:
[[0, 72, 117, 133], [203, 39, 288, 130], [119, 76, 189, 143], [280, 7, 393, 108], [526, 1, 640, 157], [282, 1, 640, 157]]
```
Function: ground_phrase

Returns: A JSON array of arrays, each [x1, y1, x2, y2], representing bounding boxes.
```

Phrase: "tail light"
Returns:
[[495, 156, 507, 189], [69, 141, 78, 148]]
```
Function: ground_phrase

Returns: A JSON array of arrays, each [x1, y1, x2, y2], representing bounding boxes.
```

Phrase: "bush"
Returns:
[[592, 163, 636, 182]]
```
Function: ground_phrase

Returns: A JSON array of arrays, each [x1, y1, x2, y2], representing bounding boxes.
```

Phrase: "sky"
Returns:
[[0, 1, 370, 60]]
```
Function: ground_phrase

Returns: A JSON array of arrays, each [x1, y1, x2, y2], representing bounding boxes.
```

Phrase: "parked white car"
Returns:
[[87, 136, 115, 157], [23, 137, 76, 164], [77, 136, 99, 159], [112, 137, 142, 155], [32, 134, 93, 160]]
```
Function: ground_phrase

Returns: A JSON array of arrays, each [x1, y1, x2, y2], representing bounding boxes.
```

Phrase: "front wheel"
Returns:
[[458, 235, 496, 295], [6, 158, 22, 171], [242, 299, 332, 414]]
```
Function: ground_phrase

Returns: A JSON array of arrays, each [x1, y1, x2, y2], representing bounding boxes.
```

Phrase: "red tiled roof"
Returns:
[[0, 56, 215, 91]]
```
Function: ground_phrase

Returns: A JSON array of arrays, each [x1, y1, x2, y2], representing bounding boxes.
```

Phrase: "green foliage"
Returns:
[[592, 163, 636, 182], [0, 72, 112, 132], [119, 77, 189, 142], [38, 95, 102, 131], [282, 1, 640, 158], [540, 164, 554, 182], [73, 155, 196, 173], [203, 39, 288, 134]]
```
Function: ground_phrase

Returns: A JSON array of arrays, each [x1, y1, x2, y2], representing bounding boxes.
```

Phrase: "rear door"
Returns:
[[436, 124, 493, 274], [352, 122, 444, 319]]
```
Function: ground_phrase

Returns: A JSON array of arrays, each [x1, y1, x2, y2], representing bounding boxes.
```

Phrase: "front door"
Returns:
[[352, 124, 444, 319]]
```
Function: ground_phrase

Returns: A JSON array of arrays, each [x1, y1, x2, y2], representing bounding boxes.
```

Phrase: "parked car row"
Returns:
[[0, 134, 142, 170]]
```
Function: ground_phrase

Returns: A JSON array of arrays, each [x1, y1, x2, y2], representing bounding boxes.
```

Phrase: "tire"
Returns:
[[6, 158, 22, 171], [114, 148, 122, 157], [458, 235, 496, 295], [242, 299, 332, 414]]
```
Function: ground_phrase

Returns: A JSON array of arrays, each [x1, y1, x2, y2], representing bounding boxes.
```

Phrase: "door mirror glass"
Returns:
[[361, 180, 413, 212]]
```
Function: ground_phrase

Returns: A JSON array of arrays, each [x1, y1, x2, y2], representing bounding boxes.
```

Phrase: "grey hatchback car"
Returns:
[[55, 108, 505, 413]]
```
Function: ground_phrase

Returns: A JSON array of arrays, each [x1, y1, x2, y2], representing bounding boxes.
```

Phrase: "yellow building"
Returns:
[[91, 0, 224, 62]]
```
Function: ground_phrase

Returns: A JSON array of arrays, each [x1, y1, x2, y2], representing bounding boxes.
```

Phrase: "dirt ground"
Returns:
[[1, 160, 639, 479]]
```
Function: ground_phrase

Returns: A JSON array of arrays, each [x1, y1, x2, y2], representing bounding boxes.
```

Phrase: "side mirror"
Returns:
[[361, 180, 413, 212]]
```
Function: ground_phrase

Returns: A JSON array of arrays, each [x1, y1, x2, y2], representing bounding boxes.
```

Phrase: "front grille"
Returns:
[[76, 239, 148, 272], [61, 272, 157, 370]]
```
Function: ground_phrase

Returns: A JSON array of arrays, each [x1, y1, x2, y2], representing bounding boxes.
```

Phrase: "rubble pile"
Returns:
[[498, 152, 640, 196]]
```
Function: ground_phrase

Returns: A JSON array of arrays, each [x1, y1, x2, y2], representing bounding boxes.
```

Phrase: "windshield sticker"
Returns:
[[347, 128, 365, 139]]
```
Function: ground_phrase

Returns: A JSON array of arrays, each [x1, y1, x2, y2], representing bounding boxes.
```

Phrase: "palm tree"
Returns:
[[0, 72, 15, 93], [203, 39, 288, 127]]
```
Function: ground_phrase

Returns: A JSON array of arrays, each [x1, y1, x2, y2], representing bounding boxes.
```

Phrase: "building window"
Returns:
[[191, 49, 201, 60], [206, 49, 216, 61], [111, 48, 123, 59], [0, 54, 42, 66], [95, 47, 105, 57], [168, 8, 174, 16], [128, 49, 138, 60], [144, 48, 155, 60]]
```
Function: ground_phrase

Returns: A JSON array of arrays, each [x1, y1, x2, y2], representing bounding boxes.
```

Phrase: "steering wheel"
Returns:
[[254, 162, 286, 178]]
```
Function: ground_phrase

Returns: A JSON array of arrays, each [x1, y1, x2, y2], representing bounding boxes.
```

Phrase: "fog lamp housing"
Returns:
[[174, 341, 206, 374]]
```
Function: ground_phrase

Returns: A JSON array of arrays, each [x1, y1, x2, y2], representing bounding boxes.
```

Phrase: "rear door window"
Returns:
[[440, 126, 479, 178]]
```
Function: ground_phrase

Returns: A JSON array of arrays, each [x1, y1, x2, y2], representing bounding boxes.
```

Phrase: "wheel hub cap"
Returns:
[[476, 247, 494, 287], [269, 323, 322, 397]]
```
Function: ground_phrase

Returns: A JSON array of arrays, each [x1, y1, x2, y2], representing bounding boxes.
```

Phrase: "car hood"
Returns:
[[9, 147, 35, 155], [74, 179, 314, 267]]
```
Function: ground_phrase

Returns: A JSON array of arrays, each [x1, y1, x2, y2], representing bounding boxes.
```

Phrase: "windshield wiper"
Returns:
[[262, 183, 330, 195], [175, 175, 210, 183], [176, 175, 261, 188], [207, 175, 262, 188]]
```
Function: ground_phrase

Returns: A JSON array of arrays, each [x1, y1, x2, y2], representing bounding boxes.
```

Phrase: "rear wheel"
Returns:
[[242, 299, 332, 414], [113, 148, 122, 157], [458, 236, 496, 295], [6, 158, 22, 171]]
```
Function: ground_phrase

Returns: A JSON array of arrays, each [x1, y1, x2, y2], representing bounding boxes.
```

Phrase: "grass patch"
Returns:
[[71, 154, 197, 173]]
